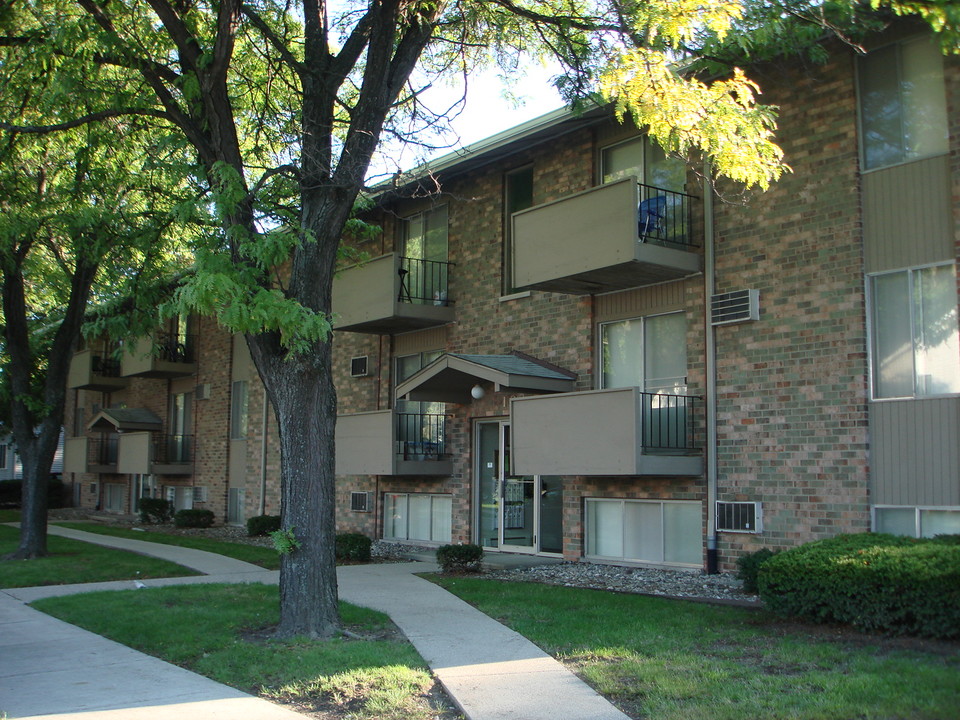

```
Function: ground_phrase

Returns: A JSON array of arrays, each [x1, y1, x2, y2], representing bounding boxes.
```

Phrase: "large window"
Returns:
[[858, 36, 948, 171], [401, 206, 449, 305], [869, 264, 960, 399], [585, 498, 701, 566], [600, 312, 687, 392], [503, 166, 534, 294], [601, 137, 686, 191], [383, 492, 452, 542]]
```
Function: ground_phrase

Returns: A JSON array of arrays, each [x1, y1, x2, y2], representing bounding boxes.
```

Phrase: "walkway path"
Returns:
[[1, 525, 628, 720]]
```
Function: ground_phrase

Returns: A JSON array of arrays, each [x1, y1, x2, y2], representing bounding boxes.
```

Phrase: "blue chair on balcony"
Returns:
[[638, 195, 667, 241]]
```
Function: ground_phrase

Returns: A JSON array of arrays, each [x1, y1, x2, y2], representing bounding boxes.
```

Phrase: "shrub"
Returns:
[[758, 533, 960, 639], [173, 508, 215, 528], [335, 532, 372, 562], [247, 514, 282, 537], [436, 543, 484, 573], [138, 498, 174, 524], [0, 479, 19, 506], [736, 547, 779, 594]]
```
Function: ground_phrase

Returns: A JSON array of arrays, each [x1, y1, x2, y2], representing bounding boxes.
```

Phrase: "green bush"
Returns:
[[736, 547, 779, 594], [335, 532, 372, 562], [173, 508, 215, 528], [0, 479, 19, 506], [246, 514, 282, 537], [436, 543, 484, 573], [138, 498, 174, 524], [757, 533, 960, 639]]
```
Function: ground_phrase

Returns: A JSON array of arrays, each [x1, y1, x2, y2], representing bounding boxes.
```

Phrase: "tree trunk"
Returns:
[[249, 334, 340, 638], [3, 424, 60, 560]]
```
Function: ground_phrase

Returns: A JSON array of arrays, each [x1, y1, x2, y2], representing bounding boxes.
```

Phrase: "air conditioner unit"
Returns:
[[711, 289, 760, 326], [195, 383, 212, 400], [716, 501, 762, 533], [350, 356, 370, 378], [350, 491, 372, 513]]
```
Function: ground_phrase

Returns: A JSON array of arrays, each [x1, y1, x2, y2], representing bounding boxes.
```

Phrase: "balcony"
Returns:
[[335, 410, 453, 476], [67, 349, 127, 392], [121, 333, 197, 378], [333, 254, 455, 334], [62, 436, 120, 474], [510, 387, 704, 477], [512, 178, 702, 294], [116, 432, 195, 476]]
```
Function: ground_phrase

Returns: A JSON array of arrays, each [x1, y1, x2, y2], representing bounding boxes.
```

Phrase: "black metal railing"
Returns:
[[153, 434, 195, 464], [396, 413, 446, 460], [637, 183, 699, 249], [88, 436, 119, 467], [155, 332, 196, 363], [640, 392, 701, 453], [397, 257, 452, 306], [91, 355, 122, 377]]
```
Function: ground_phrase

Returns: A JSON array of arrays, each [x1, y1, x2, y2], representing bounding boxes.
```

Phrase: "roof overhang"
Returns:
[[87, 407, 162, 433], [396, 353, 577, 404]]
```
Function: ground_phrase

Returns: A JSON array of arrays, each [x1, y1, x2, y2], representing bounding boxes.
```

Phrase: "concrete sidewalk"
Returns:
[[1, 526, 628, 720]]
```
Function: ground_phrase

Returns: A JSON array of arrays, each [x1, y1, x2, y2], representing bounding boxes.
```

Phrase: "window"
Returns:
[[400, 206, 449, 305], [230, 380, 249, 440], [395, 351, 445, 457], [601, 137, 686, 192], [503, 166, 534, 294], [875, 506, 960, 538], [383, 493, 452, 542], [585, 498, 701, 566], [868, 264, 959, 398], [600, 312, 687, 392], [858, 36, 948, 171], [0, 445, 6, 470]]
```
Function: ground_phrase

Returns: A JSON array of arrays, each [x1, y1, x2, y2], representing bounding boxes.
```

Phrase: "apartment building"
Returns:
[[63, 23, 959, 570]]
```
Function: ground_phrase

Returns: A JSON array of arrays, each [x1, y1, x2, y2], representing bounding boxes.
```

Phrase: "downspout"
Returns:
[[704, 165, 719, 574]]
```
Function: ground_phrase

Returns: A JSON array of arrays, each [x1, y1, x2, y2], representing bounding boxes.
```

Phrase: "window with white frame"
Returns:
[[383, 492, 452, 543], [868, 263, 960, 399], [875, 506, 960, 538], [585, 498, 702, 566], [857, 35, 948, 171]]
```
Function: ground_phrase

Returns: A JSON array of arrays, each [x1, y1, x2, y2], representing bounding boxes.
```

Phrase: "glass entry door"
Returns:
[[475, 419, 563, 555]]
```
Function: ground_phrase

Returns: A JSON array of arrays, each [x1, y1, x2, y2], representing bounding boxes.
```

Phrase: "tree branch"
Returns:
[[0, 108, 171, 134]]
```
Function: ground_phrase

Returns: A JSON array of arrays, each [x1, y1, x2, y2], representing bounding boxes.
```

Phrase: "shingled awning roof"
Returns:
[[395, 352, 576, 404], [87, 407, 162, 432]]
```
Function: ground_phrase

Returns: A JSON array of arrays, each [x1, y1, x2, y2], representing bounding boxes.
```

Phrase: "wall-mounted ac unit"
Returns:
[[350, 356, 370, 378], [716, 501, 762, 533], [195, 383, 212, 400], [350, 491, 372, 513], [711, 289, 760, 326]]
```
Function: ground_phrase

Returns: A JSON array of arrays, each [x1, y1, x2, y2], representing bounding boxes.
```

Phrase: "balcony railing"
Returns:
[[88, 437, 119, 468], [397, 257, 452, 307], [155, 332, 196, 363], [153, 434, 195, 464], [637, 183, 698, 249], [640, 392, 701, 453], [396, 412, 447, 460], [91, 355, 122, 377]]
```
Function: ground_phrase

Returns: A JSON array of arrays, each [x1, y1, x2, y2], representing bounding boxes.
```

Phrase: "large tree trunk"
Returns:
[[5, 432, 58, 559]]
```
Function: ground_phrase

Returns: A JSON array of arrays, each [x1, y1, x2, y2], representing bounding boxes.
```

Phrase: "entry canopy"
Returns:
[[87, 407, 162, 433], [395, 352, 577, 404]]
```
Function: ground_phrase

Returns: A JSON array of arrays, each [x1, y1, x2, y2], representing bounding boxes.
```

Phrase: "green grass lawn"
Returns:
[[0, 525, 199, 587], [33, 584, 459, 720], [433, 575, 960, 720], [0, 509, 21, 523], [53, 521, 281, 569]]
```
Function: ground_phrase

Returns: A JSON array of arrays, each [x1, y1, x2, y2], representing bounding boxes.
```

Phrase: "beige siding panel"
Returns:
[[870, 398, 960, 505], [863, 155, 953, 273], [595, 281, 687, 322], [394, 327, 448, 356]]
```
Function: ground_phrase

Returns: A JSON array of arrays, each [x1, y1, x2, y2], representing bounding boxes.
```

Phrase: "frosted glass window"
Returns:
[[859, 36, 948, 170], [920, 510, 960, 538], [431, 495, 453, 543], [875, 507, 917, 536], [870, 265, 960, 398], [623, 501, 662, 562], [382, 493, 451, 542], [602, 138, 644, 183], [663, 503, 702, 564], [601, 312, 687, 391], [587, 500, 624, 558], [601, 319, 644, 388], [383, 494, 408, 540]]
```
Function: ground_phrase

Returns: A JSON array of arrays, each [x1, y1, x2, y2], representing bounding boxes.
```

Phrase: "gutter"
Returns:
[[704, 166, 719, 574]]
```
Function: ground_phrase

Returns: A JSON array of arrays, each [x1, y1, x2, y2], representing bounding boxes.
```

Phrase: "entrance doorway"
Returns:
[[475, 419, 563, 555]]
